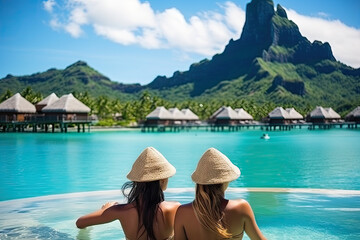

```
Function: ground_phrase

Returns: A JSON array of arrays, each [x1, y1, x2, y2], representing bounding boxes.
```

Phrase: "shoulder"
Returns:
[[162, 200, 181, 207], [161, 201, 181, 211], [232, 199, 250, 206], [174, 202, 193, 224], [111, 203, 134, 210], [107, 203, 136, 216], [107, 203, 139, 223], [160, 201, 181, 217], [175, 202, 193, 215], [228, 199, 253, 215]]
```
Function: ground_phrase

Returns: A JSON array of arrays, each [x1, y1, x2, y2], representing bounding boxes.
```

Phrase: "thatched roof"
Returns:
[[325, 108, 341, 119], [146, 106, 173, 119], [268, 107, 291, 119], [0, 93, 36, 113], [42, 93, 90, 113], [210, 106, 226, 119], [234, 108, 253, 120], [309, 106, 331, 118], [169, 107, 186, 120], [310, 106, 340, 119], [36, 93, 59, 106], [181, 108, 199, 120], [346, 106, 360, 118], [216, 106, 239, 119], [285, 108, 303, 120]]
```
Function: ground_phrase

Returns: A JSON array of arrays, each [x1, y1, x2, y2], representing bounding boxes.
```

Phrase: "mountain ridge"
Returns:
[[146, 0, 337, 96], [0, 60, 141, 100], [0, 0, 359, 110]]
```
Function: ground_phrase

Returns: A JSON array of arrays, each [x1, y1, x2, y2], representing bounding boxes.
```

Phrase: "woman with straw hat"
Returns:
[[174, 148, 266, 240], [76, 147, 180, 240]]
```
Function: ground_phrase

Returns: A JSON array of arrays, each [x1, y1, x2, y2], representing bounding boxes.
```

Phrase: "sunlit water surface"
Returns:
[[1, 129, 360, 239], [0, 189, 359, 240]]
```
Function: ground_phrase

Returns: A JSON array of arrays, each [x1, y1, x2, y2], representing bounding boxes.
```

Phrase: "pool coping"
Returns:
[[1, 187, 359, 205]]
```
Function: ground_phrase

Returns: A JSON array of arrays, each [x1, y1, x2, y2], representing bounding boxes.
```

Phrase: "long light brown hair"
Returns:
[[193, 183, 232, 238]]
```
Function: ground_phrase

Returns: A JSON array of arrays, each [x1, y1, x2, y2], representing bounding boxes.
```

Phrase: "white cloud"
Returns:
[[49, 18, 61, 29], [43, 0, 56, 13], [64, 22, 83, 38], [44, 1, 359, 68], [287, 9, 360, 68], [317, 12, 329, 18], [222, 1, 245, 34], [82, 0, 156, 30], [44, 0, 245, 56], [94, 25, 137, 45]]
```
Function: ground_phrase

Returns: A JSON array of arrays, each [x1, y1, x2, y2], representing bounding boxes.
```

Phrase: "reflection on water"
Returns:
[[0, 189, 359, 240]]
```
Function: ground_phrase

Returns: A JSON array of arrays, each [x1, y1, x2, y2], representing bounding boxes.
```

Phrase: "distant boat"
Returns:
[[261, 133, 270, 140]]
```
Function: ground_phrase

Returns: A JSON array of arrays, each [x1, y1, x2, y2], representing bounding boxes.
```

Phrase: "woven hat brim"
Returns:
[[191, 168, 240, 184], [191, 148, 241, 184], [127, 164, 176, 182], [126, 147, 176, 182]]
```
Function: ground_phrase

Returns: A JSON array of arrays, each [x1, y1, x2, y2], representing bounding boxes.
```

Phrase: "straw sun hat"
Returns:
[[127, 147, 176, 182], [191, 148, 240, 185]]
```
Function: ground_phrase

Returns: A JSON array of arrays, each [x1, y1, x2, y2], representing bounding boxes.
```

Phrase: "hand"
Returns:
[[101, 201, 118, 210]]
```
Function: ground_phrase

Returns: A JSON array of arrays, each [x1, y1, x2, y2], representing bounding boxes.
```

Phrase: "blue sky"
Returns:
[[0, 0, 359, 85]]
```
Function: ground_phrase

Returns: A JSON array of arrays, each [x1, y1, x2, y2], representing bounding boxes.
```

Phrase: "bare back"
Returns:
[[174, 199, 266, 240], [119, 201, 180, 240], [76, 201, 180, 240]]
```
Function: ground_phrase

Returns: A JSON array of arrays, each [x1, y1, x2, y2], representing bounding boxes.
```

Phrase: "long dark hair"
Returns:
[[122, 180, 164, 240]]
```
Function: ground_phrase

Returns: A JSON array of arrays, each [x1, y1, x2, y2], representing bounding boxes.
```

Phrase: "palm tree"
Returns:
[[0, 89, 13, 102], [21, 87, 43, 104]]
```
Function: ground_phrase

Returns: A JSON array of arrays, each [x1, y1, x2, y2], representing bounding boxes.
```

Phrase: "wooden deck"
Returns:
[[141, 122, 359, 132], [1, 120, 358, 133], [0, 116, 92, 133]]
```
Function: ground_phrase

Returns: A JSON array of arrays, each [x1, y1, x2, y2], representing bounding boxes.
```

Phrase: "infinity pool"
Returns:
[[0, 188, 359, 239], [1, 129, 360, 239]]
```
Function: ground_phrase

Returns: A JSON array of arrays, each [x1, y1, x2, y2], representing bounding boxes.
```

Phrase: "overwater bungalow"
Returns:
[[234, 108, 253, 123], [169, 107, 186, 125], [285, 108, 304, 123], [214, 106, 239, 125], [267, 107, 291, 124], [208, 106, 226, 123], [41, 93, 91, 121], [345, 106, 360, 123], [0, 93, 36, 122], [181, 108, 200, 124], [145, 106, 173, 126], [35, 93, 59, 112], [307, 106, 341, 123]]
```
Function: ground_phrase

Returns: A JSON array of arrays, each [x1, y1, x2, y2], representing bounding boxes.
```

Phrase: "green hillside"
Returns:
[[143, 0, 360, 111], [0, 61, 140, 100], [0, 0, 359, 119]]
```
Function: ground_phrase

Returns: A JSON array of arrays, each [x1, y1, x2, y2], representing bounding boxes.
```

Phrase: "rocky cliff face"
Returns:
[[267, 75, 306, 95], [147, 0, 337, 96], [240, 0, 274, 45], [238, 1, 335, 64]]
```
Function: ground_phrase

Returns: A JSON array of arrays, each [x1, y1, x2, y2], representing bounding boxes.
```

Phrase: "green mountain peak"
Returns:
[[0, 0, 359, 112]]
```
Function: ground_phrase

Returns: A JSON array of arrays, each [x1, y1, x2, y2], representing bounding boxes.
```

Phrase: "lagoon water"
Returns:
[[1, 128, 360, 239]]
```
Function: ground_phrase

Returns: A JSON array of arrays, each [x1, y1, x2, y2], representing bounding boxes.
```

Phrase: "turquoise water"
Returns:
[[1, 128, 360, 239], [1, 129, 360, 200]]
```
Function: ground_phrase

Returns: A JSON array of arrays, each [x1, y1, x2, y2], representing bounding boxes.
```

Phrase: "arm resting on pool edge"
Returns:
[[76, 201, 119, 229]]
